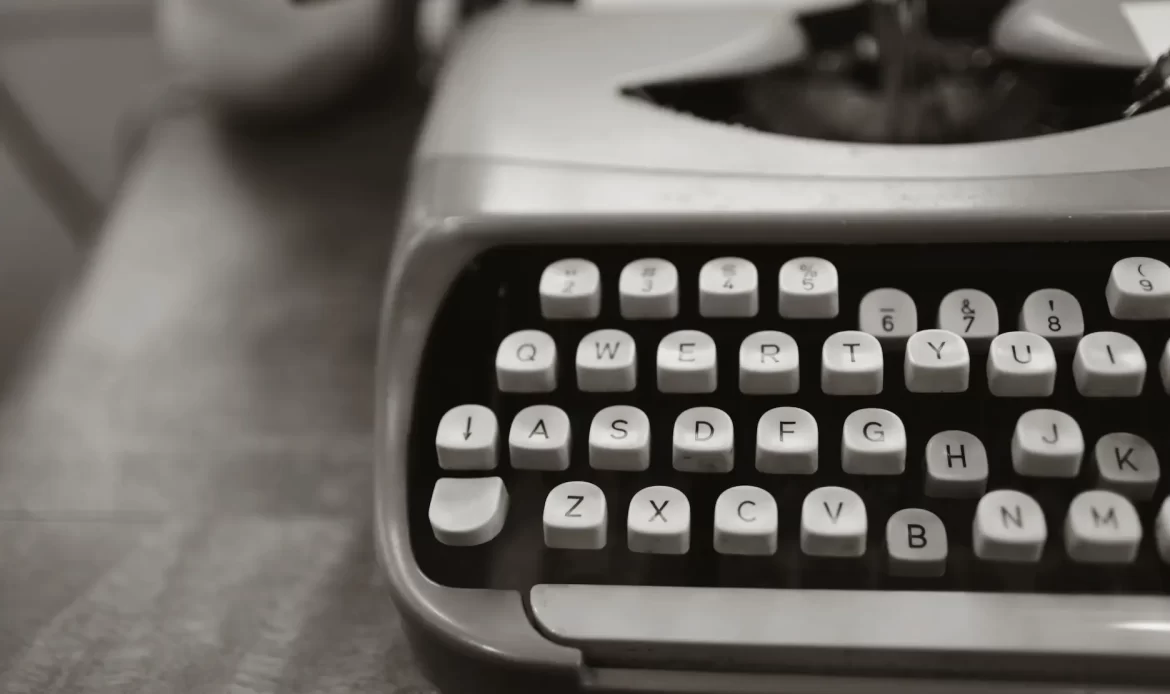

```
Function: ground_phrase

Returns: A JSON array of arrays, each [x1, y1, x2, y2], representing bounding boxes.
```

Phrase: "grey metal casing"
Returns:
[[376, 5, 1170, 693]]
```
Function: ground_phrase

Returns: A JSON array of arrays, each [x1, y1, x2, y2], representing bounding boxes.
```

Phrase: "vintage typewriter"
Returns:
[[377, 1, 1170, 692]]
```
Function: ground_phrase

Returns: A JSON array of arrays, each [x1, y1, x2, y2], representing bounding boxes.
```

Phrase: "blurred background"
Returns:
[[0, 0, 161, 386]]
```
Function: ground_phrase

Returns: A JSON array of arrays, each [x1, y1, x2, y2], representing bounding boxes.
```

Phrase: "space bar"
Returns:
[[529, 584, 1170, 675]]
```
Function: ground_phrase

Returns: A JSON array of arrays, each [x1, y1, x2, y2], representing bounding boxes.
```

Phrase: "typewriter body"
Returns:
[[377, 2, 1170, 692]]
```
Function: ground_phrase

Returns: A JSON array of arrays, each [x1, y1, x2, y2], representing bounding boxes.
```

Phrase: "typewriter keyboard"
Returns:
[[408, 243, 1170, 594]]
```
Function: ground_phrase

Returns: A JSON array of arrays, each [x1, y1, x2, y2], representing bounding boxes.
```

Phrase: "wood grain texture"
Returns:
[[0, 94, 436, 692]]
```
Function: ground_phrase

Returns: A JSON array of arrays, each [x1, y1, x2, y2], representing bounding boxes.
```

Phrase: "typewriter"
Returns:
[[377, 1, 1170, 692]]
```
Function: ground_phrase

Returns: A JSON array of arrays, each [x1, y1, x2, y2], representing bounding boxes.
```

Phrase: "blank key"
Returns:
[[429, 477, 509, 547]]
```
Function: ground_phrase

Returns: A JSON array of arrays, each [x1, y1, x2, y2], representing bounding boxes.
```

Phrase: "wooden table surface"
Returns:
[[0, 95, 435, 693]]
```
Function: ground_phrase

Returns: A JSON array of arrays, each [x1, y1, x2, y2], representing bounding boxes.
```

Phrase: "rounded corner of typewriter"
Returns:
[[375, 528, 583, 683]]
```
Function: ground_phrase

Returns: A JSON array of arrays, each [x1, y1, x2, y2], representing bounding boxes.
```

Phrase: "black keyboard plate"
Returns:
[[407, 242, 1170, 595]]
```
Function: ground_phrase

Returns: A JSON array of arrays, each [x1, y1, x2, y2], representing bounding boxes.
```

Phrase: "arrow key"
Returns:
[[436, 404, 498, 470]]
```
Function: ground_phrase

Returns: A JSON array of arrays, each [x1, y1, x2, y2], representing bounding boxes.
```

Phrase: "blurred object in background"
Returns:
[[0, 1, 164, 388], [156, 0, 393, 117]]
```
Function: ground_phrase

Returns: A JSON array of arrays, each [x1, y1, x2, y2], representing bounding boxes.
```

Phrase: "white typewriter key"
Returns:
[[859, 288, 918, 343], [801, 486, 867, 557], [508, 405, 570, 471], [973, 490, 1046, 563], [714, 486, 778, 556], [619, 258, 679, 319], [627, 486, 690, 555], [429, 477, 508, 546], [436, 404, 497, 470], [576, 329, 636, 392], [1073, 332, 1146, 397], [1012, 409, 1084, 478], [821, 330, 883, 395], [842, 408, 906, 475], [1065, 490, 1141, 564], [756, 406, 818, 474], [739, 331, 799, 394], [673, 407, 734, 473], [544, 481, 607, 550], [904, 329, 969, 393], [657, 330, 717, 393], [937, 289, 999, 344], [1161, 340, 1170, 394], [886, 509, 947, 577], [987, 331, 1056, 397], [699, 257, 759, 317], [539, 258, 601, 319], [496, 329, 557, 393], [1106, 257, 1170, 319], [778, 257, 839, 319], [1020, 289, 1084, 344], [1158, 498, 1170, 564], [924, 431, 988, 498], [589, 405, 650, 471], [1095, 433, 1160, 501]]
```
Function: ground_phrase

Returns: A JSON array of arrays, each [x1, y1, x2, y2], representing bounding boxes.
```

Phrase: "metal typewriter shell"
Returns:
[[376, 5, 1170, 694]]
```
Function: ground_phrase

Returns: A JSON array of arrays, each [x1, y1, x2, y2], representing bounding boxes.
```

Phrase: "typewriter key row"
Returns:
[[539, 256, 1170, 324], [496, 328, 1166, 396], [428, 478, 1170, 571], [435, 404, 1160, 493]]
